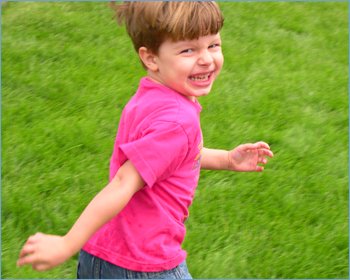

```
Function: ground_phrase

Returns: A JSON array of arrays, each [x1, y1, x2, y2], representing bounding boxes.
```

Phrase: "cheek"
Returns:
[[168, 63, 193, 81], [216, 54, 224, 70]]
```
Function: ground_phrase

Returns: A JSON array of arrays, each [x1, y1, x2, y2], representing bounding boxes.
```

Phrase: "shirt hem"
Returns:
[[82, 243, 187, 272]]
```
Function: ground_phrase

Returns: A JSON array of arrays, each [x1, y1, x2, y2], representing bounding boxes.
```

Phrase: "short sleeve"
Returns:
[[120, 121, 188, 187]]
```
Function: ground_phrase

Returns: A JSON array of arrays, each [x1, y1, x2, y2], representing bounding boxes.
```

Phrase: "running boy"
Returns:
[[17, 2, 273, 279]]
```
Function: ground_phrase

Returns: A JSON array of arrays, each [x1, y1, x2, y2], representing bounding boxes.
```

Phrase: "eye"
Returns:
[[180, 48, 194, 54], [209, 43, 221, 49]]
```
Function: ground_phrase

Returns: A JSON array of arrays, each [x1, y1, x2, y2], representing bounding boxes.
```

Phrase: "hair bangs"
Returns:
[[163, 2, 224, 42]]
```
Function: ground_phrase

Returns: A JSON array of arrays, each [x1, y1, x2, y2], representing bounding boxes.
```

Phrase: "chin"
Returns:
[[191, 92, 210, 98], [195, 87, 213, 97]]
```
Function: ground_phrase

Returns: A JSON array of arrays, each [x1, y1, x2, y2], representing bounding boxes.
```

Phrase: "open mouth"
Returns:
[[189, 72, 212, 82]]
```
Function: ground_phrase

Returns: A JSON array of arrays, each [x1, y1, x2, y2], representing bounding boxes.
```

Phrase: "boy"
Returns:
[[17, 2, 273, 279]]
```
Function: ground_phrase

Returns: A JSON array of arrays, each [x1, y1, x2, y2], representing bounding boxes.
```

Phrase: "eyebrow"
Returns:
[[169, 34, 222, 52], [176, 38, 221, 49]]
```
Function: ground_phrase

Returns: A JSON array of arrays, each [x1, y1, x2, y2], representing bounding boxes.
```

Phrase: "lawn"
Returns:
[[2, 2, 348, 279]]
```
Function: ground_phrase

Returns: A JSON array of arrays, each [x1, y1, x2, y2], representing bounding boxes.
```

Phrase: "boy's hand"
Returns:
[[16, 160, 144, 272], [17, 232, 74, 271], [228, 141, 273, 172]]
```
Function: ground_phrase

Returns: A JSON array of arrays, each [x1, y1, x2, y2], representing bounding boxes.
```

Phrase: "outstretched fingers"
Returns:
[[258, 157, 268, 165], [255, 165, 264, 172], [17, 233, 44, 267], [258, 148, 274, 158], [17, 253, 37, 267], [239, 142, 274, 159], [230, 141, 274, 172], [255, 141, 271, 150], [18, 244, 35, 260], [239, 142, 271, 152], [18, 254, 49, 272]]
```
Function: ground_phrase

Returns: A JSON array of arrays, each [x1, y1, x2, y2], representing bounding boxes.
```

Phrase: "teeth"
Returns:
[[190, 74, 210, 81]]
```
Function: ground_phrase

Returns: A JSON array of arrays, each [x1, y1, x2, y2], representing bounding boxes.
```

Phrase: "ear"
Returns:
[[138, 47, 159, 72]]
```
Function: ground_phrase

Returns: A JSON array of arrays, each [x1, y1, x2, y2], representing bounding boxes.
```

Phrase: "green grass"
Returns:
[[2, 2, 348, 279]]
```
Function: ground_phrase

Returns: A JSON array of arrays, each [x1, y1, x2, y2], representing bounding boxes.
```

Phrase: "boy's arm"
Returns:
[[201, 141, 273, 172], [200, 147, 230, 170], [17, 160, 144, 271]]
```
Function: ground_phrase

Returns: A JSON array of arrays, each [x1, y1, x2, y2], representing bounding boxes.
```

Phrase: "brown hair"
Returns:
[[111, 1, 224, 54]]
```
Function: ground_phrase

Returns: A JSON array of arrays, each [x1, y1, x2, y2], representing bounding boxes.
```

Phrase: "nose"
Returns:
[[197, 49, 214, 65]]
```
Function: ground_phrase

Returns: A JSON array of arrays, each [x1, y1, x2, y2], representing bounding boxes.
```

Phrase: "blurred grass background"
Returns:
[[2, 2, 348, 279]]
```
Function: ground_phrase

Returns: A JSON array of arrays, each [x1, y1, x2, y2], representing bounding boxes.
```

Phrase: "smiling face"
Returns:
[[140, 33, 224, 101]]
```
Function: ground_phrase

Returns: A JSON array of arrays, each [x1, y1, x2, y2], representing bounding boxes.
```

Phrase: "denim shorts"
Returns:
[[77, 250, 193, 279]]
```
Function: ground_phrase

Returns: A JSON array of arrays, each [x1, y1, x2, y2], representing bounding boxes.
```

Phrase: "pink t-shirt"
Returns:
[[83, 77, 203, 272]]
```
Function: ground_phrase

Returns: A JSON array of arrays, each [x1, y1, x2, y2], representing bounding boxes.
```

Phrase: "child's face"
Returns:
[[148, 33, 223, 100]]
